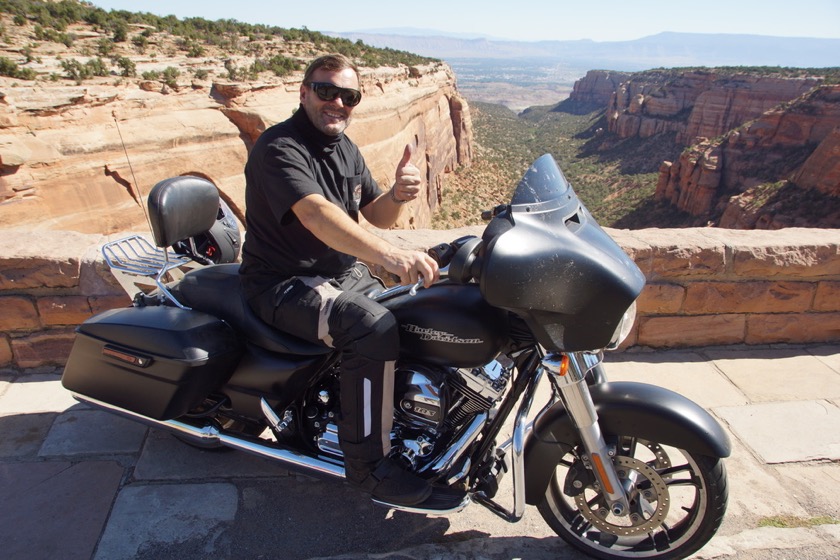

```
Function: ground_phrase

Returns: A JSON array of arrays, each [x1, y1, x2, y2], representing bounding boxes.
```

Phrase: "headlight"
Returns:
[[607, 301, 637, 350]]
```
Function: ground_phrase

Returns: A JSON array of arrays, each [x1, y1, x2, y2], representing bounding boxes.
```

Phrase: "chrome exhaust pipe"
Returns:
[[73, 394, 346, 480]]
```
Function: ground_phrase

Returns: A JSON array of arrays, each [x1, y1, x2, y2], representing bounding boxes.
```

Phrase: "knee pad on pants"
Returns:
[[329, 291, 400, 361]]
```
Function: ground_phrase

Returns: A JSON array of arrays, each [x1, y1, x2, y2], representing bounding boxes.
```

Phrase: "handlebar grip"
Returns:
[[428, 243, 455, 267]]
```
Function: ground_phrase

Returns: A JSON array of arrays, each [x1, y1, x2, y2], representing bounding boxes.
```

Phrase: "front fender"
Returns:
[[524, 381, 731, 505]]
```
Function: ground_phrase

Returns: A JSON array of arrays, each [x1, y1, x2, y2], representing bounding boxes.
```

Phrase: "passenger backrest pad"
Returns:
[[147, 176, 220, 248]]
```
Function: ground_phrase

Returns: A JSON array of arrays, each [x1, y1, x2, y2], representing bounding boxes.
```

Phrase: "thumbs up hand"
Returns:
[[391, 144, 421, 204]]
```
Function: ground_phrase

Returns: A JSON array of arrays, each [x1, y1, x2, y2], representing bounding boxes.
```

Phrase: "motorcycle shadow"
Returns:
[[132, 431, 586, 559], [133, 430, 487, 559]]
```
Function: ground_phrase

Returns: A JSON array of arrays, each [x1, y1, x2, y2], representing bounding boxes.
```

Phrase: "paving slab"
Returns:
[[809, 345, 840, 373], [0, 411, 57, 457], [216, 476, 554, 560], [94, 482, 237, 560], [0, 374, 80, 414], [695, 526, 829, 559], [715, 400, 840, 463], [706, 348, 840, 402], [133, 429, 292, 480], [0, 460, 124, 560], [604, 351, 748, 407], [39, 408, 148, 457], [717, 438, 810, 521], [773, 463, 840, 518]]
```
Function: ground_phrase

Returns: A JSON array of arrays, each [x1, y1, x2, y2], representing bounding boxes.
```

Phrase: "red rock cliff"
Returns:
[[657, 85, 840, 226], [607, 71, 819, 146], [568, 70, 631, 107], [0, 64, 471, 234]]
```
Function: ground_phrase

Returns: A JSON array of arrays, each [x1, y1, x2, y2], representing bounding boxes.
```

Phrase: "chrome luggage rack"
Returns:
[[102, 235, 195, 309]]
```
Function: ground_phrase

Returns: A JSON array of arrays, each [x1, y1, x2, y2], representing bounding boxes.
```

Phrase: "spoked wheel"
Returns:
[[537, 437, 728, 560]]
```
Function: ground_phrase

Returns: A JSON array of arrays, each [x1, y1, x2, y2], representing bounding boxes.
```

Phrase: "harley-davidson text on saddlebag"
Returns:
[[62, 305, 242, 420]]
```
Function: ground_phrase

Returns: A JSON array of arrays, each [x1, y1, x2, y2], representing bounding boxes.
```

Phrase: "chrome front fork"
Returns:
[[542, 352, 631, 517]]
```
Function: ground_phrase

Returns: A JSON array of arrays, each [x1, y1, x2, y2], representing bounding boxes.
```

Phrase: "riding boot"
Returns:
[[338, 353, 431, 506]]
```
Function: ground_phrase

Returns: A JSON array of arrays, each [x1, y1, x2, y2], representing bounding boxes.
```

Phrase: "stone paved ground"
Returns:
[[1, 345, 839, 559]]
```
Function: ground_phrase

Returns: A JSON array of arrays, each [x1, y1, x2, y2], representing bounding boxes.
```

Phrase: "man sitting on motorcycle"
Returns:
[[240, 53, 439, 506]]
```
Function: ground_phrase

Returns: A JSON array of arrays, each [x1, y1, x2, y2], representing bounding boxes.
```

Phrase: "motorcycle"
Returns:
[[62, 154, 731, 560]]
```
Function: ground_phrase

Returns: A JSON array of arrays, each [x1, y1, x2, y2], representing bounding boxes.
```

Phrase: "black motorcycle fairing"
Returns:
[[522, 381, 733, 505], [175, 263, 331, 356], [478, 155, 646, 352]]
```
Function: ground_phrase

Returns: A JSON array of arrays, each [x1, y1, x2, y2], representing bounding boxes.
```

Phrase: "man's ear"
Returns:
[[299, 83, 307, 104]]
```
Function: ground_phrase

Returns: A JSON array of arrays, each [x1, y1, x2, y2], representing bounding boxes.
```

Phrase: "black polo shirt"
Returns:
[[240, 107, 382, 299]]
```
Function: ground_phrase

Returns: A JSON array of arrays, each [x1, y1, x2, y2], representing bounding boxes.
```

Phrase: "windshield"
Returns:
[[479, 154, 646, 352], [509, 154, 573, 207]]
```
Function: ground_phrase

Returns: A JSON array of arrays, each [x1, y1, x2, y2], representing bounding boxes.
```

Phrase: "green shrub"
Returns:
[[0, 56, 36, 79]]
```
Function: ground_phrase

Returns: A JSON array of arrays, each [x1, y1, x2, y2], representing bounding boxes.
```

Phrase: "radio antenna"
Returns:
[[112, 110, 152, 231]]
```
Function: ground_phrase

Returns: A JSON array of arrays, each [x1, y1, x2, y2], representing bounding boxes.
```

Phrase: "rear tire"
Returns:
[[537, 438, 727, 560]]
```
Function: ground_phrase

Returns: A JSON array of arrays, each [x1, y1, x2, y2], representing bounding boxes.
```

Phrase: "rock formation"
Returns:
[[0, 62, 471, 234], [567, 70, 630, 107], [606, 70, 820, 146], [657, 84, 840, 226], [568, 67, 838, 228]]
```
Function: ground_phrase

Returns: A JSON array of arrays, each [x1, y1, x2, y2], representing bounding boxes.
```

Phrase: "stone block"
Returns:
[[9, 328, 76, 368], [746, 312, 840, 344], [89, 294, 132, 314], [37, 295, 92, 326], [814, 281, 840, 311], [629, 229, 726, 279], [0, 229, 99, 290], [0, 335, 12, 366], [682, 281, 815, 314], [0, 295, 40, 331], [636, 282, 685, 314], [729, 228, 840, 278], [637, 314, 746, 347]]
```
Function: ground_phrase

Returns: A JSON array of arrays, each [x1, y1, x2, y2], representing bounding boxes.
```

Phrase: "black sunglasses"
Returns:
[[309, 82, 363, 107]]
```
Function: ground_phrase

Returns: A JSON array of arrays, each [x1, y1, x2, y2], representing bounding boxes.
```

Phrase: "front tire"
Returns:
[[537, 437, 727, 560]]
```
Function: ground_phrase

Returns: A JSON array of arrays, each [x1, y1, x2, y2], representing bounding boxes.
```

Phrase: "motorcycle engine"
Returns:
[[391, 359, 510, 470], [308, 359, 511, 476]]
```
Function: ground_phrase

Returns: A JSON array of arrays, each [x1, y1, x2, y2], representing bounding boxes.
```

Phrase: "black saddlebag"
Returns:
[[62, 305, 242, 420]]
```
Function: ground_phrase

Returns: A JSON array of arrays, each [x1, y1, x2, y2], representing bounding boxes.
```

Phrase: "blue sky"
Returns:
[[89, 0, 840, 42]]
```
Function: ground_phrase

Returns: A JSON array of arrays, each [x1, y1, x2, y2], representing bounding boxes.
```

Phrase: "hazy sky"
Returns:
[[89, 0, 840, 43]]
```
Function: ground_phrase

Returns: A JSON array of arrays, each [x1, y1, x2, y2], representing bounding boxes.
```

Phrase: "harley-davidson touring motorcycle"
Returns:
[[62, 154, 731, 560]]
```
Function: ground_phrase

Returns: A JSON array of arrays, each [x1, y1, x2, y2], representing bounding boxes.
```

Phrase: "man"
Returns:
[[240, 54, 438, 506]]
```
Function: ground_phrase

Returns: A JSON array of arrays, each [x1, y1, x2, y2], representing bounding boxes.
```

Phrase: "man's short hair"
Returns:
[[302, 54, 360, 85]]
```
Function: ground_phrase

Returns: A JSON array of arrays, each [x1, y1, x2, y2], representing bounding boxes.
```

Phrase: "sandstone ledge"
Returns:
[[2, 227, 839, 370]]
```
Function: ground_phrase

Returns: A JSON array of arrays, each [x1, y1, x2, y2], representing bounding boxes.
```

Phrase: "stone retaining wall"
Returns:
[[1, 227, 839, 371]]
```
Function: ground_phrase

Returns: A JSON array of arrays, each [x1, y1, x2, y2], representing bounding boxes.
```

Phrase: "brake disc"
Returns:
[[574, 456, 671, 536]]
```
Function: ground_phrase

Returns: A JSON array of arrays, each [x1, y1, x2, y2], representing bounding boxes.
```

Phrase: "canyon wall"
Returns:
[[605, 71, 819, 145], [2, 226, 838, 371], [657, 84, 840, 225], [0, 62, 471, 233], [567, 70, 630, 107], [571, 69, 838, 228]]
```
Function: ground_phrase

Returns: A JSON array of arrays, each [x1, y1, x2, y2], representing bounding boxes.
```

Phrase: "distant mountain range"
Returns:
[[333, 31, 840, 70]]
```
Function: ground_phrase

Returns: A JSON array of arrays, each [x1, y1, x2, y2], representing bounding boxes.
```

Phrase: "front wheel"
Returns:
[[537, 437, 727, 560]]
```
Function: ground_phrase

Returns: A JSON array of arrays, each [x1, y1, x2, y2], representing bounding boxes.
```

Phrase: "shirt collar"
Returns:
[[293, 105, 342, 153]]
